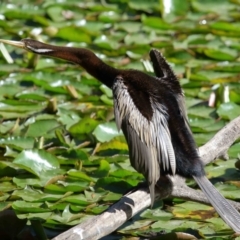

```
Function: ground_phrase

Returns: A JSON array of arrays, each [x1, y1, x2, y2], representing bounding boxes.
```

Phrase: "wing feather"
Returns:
[[113, 77, 176, 205], [150, 49, 191, 136]]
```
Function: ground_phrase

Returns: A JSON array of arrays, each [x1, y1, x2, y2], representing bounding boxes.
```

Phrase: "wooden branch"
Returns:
[[52, 189, 151, 240], [199, 116, 240, 165], [52, 116, 240, 240], [170, 177, 240, 211]]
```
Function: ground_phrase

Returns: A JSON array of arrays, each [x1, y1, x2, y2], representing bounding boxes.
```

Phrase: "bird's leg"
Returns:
[[123, 181, 149, 196], [155, 175, 173, 200], [124, 176, 173, 202]]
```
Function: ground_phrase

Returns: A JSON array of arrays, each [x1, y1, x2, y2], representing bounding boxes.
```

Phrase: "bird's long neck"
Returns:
[[29, 43, 120, 88]]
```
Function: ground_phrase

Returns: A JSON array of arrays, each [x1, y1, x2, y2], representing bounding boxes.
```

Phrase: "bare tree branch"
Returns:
[[199, 116, 240, 165], [52, 116, 240, 240], [171, 177, 240, 211], [52, 189, 151, 240]]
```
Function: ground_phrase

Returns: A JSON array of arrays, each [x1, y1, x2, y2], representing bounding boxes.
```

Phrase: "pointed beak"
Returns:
[[0, 39, 25, 49]]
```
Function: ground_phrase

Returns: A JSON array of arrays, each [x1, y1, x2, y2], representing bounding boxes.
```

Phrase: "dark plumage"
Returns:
[[0, 38, 239, 232]]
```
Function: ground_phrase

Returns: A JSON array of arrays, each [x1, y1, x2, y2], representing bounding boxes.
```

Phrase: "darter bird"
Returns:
[[1, 38, 240, 232]]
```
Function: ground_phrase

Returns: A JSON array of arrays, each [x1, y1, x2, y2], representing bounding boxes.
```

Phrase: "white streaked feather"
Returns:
[[113, 77, 176, 205], [162, 126, 176, 174], [27, 45, 54, 53]]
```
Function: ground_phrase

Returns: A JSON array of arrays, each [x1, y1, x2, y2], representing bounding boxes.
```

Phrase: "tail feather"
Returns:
[[194, 175, 240, 232]]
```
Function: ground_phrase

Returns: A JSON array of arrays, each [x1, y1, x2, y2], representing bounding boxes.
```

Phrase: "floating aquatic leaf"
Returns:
[[93, 122, 123, 142], [13, 149, 59, 177], [217, 102, 240, 120]]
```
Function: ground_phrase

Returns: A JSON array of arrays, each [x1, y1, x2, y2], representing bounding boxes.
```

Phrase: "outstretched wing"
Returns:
[[112, 76, 175, 205]]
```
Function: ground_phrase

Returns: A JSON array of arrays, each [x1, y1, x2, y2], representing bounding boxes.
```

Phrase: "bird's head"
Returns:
[[0, 38, 54, 54]]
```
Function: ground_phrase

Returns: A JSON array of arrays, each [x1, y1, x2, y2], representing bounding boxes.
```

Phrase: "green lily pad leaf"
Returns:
[[61, 205, 77, 223], [61, 149, 89, 161], [93, 35, 119, 50], [85, 205, 108, 214], [194, 132, 215, 146], [230, 89, 240, 104], [115, 22, 141, 33], [4, 9, 42, 20], [142, 16, 172, 30], [75, 21, 107, 36], [213, 183, 240, 200], [93, 122, 123, 142], [96, 137, 128, 153], [47, 6, 65, 22], [70, 205, 85, 212], [44, 181, 88, 193], [49, 205, 84, 224], [172, 201, 213, 220], [23, 75, 68, 94], [211, 21, 240, 33], [55, 129, 69, 147], [95, 177, 137, 194], [206, 217, 229, 231], [25, 119, 60, 138], [16, 211, 52, 221], [0, 202, 11, 211], [0, 161, 19, 177], [13, 149, 59, 177], [217, 102, 240, 120], [0, 100, 43, 118], [67, 170, 93, 182], [128, 0, 159, 13], [13, 175, 46, 188], [161, 0, 190, 23], [100, 94, 113, 106], [126, 51, 142, 60], [119, 219, 153, 231], [93, 159, 110, 178], [61, 194, 89, 206], [102, 191, 122, 202], [0, 136, 35, 149], [89, 155, 129, 165], [12, 200, 51, 213], [0, 182, 18, 192], [84, 190, 105, 202], [188, 106, 214, 119], [45, 202, 67, 211], [141, 208, 173, 221], [190, 118, 225, 133], [0, 120, 19, 135], [57, 107, 81, 129], [189, 73, 209, 82], [98, 11, 121, 23], [99, 84, 112, 98], [0, 99, 40, 107], [205, 159, 239, 182], [56, 26, 91, 43], [110, 169, 142, 179], [0, 193, 10, 201], [192, 0, 234, 14], [4, 9, 48, 25], [21, 169, 65, 187], [12, 188, 64, 202], [151, 219, 184, 230], [35, 58, 57, 70], [69, 117, 99, 136], [203, 48, 237, 61], [229, 142, 240, 159], [125, 33, 152, 46], [16, 93, 48, 101]]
